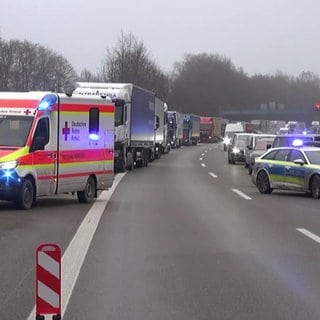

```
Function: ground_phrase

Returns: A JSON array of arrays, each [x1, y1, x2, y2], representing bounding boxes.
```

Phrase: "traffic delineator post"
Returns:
[[36, 243, 61, 320]]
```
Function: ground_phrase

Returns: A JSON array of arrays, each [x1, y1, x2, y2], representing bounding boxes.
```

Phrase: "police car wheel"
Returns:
[[311, 175, 320, 199], [77, 176, 96, 203], [256, 171, 273, 194], [16, 178, 34, 210]]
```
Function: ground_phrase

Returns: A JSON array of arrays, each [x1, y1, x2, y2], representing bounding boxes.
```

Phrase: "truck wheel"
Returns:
[[118, 160, 126, 172], [15, 178, 35, 210], [310, 175, 320, 199], [77, 176, 96, 203]]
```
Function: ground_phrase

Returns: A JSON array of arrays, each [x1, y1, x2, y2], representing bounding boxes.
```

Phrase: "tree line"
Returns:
[[1, 32, 320, 117]]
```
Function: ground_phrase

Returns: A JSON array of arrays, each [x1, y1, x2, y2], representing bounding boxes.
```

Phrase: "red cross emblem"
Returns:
[[62, 121, 70, 141], [24, 109, 31, 115]]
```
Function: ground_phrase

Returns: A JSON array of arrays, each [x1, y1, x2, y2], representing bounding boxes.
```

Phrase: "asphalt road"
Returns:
[[2, 143, 320, 319]]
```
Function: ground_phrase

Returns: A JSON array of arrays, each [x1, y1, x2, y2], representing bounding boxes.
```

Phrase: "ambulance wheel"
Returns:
[[310, 175, 320, 199], [77, 176, 96, 203], [16, 178, 35, 210]]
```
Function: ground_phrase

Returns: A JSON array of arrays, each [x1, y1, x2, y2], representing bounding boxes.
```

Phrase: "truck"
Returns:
[[0, 91, 115, 209], [200, 116, 222, 143], [183, 114, 200, 145], [74, 82, 157, 171], [167, 110, 184, 148], [154, 97, 170, 158]]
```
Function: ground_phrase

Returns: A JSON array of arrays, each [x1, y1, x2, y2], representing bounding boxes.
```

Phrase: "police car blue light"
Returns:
[[292, 139, 303, 147]]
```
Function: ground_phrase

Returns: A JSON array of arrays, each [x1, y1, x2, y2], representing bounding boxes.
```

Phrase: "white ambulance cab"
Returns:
[[0, 91, 115, 209]]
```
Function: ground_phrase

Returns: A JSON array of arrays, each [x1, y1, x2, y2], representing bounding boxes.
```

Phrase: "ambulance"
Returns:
[[0, 91, 115, 209]]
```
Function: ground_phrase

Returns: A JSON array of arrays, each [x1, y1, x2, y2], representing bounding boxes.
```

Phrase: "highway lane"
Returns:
[[1, 143, 320, 319], [63, 144, 320, 320]]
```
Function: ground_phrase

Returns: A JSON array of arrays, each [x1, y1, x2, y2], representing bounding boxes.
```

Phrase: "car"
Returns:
[[251, 146, 320, 198], [223, 122, 244, 151], [227, 132, 254, 164], [271, 133, 320, 148], [245, 134, 275, 169]]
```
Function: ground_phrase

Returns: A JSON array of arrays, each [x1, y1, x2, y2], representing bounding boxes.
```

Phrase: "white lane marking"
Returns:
[[201, 153, 205, 156], [232, 188, 252, 200], [27, 173, 126, 319], [201, 163, 206, 167], [199, 157, 203, 161], [297, 228, 320, 244], [209, 172, 218, 178], [204, 150, 208, 153]]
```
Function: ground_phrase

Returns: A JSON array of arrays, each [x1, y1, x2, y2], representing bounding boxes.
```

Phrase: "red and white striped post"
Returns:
[[36, 243, 61, 320]]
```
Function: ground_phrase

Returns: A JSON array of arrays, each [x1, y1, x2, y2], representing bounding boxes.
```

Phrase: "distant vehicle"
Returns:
[[183, 114, 200, 146], [154, 98, 170, 158], [251, 146, 320, 198], [245, 134, 276, 168], [200, 116, 221, 143], [167, 111, 184, 148], [223, 122, 244, 151], [227, 132, 254, 164]]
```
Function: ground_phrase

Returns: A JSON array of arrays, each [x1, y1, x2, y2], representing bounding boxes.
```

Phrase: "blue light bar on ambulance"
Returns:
[[292, 139, 304, 147], [89, 133, 100, 141], [37, 94, 57, 111]]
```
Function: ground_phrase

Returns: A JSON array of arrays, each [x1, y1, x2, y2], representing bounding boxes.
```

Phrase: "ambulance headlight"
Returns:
[[0, 160, 18, 170]]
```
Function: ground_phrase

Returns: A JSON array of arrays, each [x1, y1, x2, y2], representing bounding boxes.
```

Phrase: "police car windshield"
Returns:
[[305, 150, 320, 165], [0, 115, 33, 147]]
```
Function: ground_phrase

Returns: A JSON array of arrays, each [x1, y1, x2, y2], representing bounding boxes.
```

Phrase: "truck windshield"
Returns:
[[0, 115, 33, 147]]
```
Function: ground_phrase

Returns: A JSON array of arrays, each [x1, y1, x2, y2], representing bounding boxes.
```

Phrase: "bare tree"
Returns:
[[100, 31, 169, 99], [0, 38, 77, 92]]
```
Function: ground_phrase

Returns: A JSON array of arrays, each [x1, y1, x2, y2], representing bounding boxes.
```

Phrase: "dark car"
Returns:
[[227, 133, 254, 164]]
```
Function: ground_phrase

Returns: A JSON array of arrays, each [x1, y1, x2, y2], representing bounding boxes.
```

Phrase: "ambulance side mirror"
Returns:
[[30, 136, 46, 152]]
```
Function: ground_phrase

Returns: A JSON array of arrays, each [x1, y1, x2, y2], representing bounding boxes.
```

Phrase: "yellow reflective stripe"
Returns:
[[0, 147, 29, 162]]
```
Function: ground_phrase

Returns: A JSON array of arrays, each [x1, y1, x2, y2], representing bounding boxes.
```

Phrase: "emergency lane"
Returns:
[[64, 144, 320, 319], [0, 196, 94, 320]]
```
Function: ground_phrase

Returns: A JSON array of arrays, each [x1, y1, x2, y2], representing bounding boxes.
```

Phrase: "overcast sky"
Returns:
[[0, 0, 319, 76]]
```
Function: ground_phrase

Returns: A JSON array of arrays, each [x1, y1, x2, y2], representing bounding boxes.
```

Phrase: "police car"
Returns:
[[251, 145, 320, 198]]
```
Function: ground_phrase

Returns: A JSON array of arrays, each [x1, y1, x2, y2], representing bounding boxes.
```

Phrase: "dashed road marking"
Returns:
[[209, 172, 218, 178], [297, 228, 320, 244], [232, 188, 252, 200], [199, 157, 203, 161], [201, 163, 206, 167]]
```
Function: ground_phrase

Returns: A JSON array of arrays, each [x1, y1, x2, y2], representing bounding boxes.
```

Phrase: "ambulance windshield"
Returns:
[[0, 115, 33, 147]]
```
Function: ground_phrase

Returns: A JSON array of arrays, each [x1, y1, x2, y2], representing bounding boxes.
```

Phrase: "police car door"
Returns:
[[285, 149, 307, 190], [268, 148, 291, 188]]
